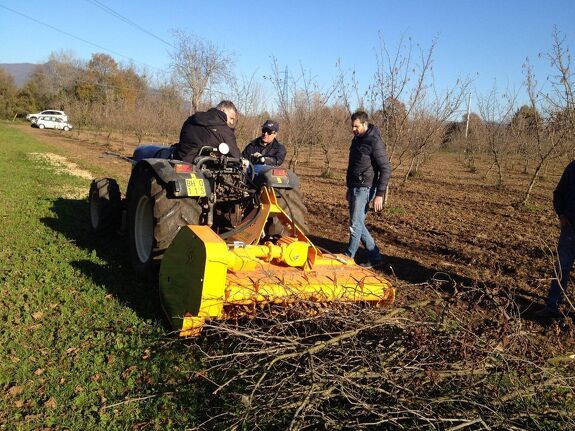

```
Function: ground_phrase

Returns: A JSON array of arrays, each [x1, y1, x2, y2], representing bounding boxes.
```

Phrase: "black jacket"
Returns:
[[554, 160, 575, 226], [174, 108, 240, 163], [242, 137, 287, 166], [346, 124, 391, 197]]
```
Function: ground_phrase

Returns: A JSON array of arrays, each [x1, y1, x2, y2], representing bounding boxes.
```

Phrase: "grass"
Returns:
[[384, 205, 407, 217], [0, 124, 210, 430], [520, 202, 547, 213]]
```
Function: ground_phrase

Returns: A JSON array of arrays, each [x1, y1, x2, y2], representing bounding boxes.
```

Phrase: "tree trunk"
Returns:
[[383, 183, 390, 206], [415, 154, 424, 174], [521, 160, 545, 205], [289, 149, 299, 173], [322, 150, 331, 177], [307, 142, 313, 162], [402, 155, 416, 184], [495, 156, 503, 189]]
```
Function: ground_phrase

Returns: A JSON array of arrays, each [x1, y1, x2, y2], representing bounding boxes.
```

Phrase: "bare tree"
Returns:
[[369, 34, 471, 188], [335, 59, 364, 117], [476, 85, 518, 188], [509, 105, 540, 174], [169, 30, 234, 114], [544, 27, 575, 124], [457, 112, 484, 172], [267, 58, 336, 172], [227, 71, 266, 146], [369, 33, 417, 165], [316, 105, 348, 177], [400, 80, 470, 183], [520, 29, 575, 204]]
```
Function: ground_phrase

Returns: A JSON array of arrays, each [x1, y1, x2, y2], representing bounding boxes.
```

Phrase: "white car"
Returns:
[[26, 110, 68, 122], [33, 116, 73, 131]]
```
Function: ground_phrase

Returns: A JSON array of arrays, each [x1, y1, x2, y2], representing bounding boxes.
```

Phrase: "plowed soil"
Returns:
[[14, 123, 572, 329]]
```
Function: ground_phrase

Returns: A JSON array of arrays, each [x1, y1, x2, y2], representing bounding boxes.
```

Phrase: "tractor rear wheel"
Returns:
[[89, 178, 121, 233], [127, 166, 202, 276], [269, 187, 309, 236]]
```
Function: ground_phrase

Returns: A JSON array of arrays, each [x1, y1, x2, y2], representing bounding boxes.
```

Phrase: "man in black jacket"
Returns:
[[345, 110, 391, 268], [173, 100, 240, 163], [536, 160, 575, 318], [242, 119, 286, 167]]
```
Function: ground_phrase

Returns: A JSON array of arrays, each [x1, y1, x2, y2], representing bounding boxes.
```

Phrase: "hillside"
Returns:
[[0, 63, 41, 87]]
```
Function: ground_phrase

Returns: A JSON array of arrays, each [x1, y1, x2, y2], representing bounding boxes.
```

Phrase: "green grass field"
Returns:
[[0, 124, 209, 430]]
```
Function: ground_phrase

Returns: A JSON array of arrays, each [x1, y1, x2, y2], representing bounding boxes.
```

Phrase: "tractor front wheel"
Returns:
[[269, 187, 309, 236]]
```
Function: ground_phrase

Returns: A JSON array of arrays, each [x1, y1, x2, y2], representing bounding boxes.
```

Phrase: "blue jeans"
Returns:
[[345, 186, 381, 261], [547, 224, 575, 311]]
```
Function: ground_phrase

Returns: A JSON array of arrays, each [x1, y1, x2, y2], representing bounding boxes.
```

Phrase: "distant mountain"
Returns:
[[0, 63, 42, 87]]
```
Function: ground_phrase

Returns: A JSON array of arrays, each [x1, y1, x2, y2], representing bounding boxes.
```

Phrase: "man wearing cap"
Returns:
[[242, 120, 287, 167]]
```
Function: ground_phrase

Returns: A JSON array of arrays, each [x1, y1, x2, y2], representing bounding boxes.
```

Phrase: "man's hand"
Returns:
[[373, 195, 384, 212], [251, 152, 265, 164]]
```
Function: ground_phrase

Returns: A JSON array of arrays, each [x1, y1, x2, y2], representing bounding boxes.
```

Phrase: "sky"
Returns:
[[1, 0, 574, 114]]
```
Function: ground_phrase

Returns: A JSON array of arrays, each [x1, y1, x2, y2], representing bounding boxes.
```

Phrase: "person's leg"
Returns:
[[345, 187, 370, 259], [360, 187, 382, 262], [547, 224, 575, 312]]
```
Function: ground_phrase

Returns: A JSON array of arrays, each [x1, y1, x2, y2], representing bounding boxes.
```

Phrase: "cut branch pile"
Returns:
[[188, 283, 575, 430]]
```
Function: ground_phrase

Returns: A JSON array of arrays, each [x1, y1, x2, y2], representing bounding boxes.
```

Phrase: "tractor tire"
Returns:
[[127, 166, 202, 276], [89, 178, 121, 234], [269, 187, 309, 236]]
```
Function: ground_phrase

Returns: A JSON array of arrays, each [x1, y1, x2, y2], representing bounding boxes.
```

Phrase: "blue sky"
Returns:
[[1, 0, 574, 113]]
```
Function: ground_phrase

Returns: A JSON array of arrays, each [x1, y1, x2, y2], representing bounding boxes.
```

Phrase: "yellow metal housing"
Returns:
[[159, 186, 395, 336]]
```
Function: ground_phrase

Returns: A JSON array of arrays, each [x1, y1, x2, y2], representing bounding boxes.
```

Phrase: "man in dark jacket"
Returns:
[[536, 160, 575, 318], [345, 110, 391, 268], [242, 119, 286, 166], [173, 100, 240, 163]]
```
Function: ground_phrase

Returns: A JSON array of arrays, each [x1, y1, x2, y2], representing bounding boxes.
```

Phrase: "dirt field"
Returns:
[[12, 122, 574, 343]]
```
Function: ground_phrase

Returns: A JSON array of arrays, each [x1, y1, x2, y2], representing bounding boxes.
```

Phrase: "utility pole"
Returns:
[[464, 93, 471, 138], [283, 66, 288, 100]]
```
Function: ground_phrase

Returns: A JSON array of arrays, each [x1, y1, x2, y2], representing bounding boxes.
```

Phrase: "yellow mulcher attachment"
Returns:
[[159, 186, 395, 336]]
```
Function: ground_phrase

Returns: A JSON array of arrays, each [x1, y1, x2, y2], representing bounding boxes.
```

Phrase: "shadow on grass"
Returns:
[[42, 197, 166, 324], [42, 197, 244, 426]]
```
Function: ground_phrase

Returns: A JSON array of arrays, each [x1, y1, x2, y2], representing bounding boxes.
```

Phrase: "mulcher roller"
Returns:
[[159, 186, 395, 336]]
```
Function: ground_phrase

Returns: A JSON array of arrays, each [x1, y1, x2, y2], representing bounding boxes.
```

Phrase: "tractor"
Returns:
[[88, 143, 394, 336]]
